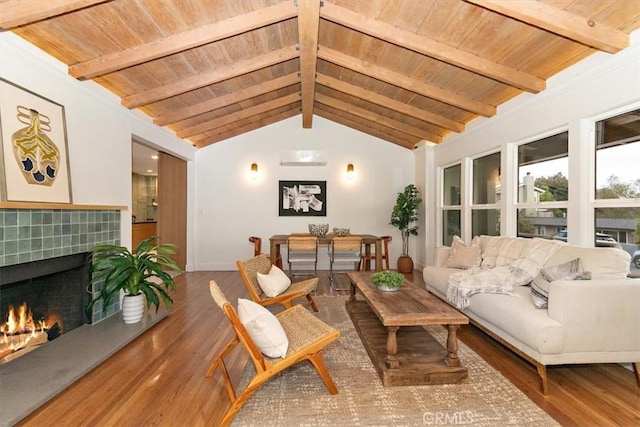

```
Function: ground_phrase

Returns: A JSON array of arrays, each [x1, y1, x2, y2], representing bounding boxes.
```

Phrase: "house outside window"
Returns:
[[442, 164, 461, 246], [516, 132, 569, 239], [594, 108, 640, 276], [472, 152, 500, 236]]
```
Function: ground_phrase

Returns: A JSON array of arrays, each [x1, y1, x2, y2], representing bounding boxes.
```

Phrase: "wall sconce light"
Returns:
[[250, 162, 258, 180], [346, 163, 355, 180]]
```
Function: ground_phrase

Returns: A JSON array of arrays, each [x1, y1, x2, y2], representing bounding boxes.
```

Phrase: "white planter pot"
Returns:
[[122, 293, 145, 324]]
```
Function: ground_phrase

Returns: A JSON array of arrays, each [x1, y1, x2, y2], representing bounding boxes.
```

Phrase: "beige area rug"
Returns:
[[232, 296, 558, 426]]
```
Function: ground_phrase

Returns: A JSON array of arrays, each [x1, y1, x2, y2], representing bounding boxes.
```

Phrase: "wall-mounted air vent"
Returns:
[[279, 150, 327, 166]]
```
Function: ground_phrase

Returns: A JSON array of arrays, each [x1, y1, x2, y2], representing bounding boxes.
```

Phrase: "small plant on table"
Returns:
[[371, 270, 405, 292]]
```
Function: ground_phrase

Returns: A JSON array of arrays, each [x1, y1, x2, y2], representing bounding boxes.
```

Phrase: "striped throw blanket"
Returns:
[[446, 238, 564, 309]]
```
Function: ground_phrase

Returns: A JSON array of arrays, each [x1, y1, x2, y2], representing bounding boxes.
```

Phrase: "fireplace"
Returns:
[[0, 252, 91, 363]]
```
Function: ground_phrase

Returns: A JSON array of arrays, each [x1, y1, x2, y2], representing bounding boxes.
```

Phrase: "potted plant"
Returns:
[[390, 184, 422, 273], [371, 270, 405, 292], [86, 236, 182, 324]]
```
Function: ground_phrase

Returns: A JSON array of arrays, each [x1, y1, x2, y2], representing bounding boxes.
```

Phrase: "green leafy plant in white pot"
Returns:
[[86, 236, 182, 324], [390, 184, 422, 273]]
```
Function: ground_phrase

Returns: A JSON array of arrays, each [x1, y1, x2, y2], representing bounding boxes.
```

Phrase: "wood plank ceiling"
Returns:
[[2, 0, 640, 150]]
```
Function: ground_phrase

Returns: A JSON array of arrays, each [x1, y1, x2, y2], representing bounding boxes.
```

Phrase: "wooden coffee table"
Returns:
[[346, 272, 469, 386]]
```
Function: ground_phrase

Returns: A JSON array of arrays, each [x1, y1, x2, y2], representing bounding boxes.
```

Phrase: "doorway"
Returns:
[[132, 141, 187, 269]]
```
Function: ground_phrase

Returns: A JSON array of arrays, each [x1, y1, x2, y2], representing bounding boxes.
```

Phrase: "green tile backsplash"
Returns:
[[0, 209, 120, 267]]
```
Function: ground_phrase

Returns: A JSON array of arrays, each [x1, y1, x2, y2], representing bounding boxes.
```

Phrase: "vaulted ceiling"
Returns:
[[3, 0, 640, 150]]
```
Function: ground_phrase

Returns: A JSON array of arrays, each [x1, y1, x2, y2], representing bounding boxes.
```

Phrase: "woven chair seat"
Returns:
[[266, 304, 338, 363], [279, 277, 318, 299]]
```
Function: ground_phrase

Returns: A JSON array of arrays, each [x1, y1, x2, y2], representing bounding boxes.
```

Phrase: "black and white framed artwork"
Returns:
[[278, 180, 326, 216]]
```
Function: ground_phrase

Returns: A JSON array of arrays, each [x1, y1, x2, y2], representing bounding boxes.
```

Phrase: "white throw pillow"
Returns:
[[237, 298, 289, 358], [256, 265, 292, 297]]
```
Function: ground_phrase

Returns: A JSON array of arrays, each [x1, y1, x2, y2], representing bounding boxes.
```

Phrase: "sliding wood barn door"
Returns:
[[157, 152, 187, 269]]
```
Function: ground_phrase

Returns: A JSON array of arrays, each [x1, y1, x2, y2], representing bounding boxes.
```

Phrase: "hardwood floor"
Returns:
[[19, 270, 640, 426]]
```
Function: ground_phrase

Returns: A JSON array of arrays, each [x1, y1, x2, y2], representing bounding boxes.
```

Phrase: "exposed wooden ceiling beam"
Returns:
[[315, 93, 442, 143], [321, 2, 545, 93], [154, 73, 300, 126], [177, 92, 300, 138], [297, 0, 320, 128], [466, 0, 629, 54], [122, 45, 298, 108], [0, 0, 109, 30], [316, 106, 418, 149], [69, 1, 297, 79], [318, 47, 495, 117], [316, 73, 462, 133], [193, 108, 300, 148]]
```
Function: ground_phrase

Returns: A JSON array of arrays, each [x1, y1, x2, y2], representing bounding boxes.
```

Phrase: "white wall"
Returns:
[[425, 29, 640, 257], [0, 32, 196, 249], [193, 115, 415, 270]]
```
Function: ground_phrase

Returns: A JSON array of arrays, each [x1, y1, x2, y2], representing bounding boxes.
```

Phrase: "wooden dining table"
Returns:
[[269, 234, 384, 272]]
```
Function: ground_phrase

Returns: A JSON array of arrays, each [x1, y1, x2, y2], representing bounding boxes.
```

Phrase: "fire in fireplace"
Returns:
[[0, 252, 91, 364], [0, 302, 62, 362]]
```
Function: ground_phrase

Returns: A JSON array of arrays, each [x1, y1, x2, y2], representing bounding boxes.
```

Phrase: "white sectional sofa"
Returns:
[[423, 235, 640, 394]]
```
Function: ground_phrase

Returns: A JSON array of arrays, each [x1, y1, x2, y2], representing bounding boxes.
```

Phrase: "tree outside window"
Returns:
[[595, 108, 640, 277]]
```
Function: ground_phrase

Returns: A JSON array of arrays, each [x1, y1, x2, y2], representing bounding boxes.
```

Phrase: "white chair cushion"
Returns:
[[237, 298, 289, 358], [257, 265, 292, 297]]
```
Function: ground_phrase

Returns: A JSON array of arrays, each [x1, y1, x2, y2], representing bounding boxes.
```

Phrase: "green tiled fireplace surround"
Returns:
[[0, 209, 121, 322]]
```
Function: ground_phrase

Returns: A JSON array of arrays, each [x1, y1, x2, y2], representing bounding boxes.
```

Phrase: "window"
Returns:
[[472, 152, 500, 236], [443, 211, 461, 246], [516, 132, 569, 238], [442, 164, 461, 246], [472, 209, 500, 236], [519, 208, 567, 240], [595, 109, 640, 277]]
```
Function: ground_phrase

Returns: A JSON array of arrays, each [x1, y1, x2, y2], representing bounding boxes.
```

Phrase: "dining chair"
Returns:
[[328, 236, 363, 291], [286, 235, 319, 279], [248, 236, 282, 269], [236, 254, 319, 312], [206, 280, 340, 426], [359, 235, 392, 271]]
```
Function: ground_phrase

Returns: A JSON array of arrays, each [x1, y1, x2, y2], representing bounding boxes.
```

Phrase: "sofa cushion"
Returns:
[[481, 236, 529, 268], [548, 246, 630, 279], [443, 235, 481, 269], [423, 265, 462, 296], [531, 258, 591, 308], [468, 286, 564, 355]]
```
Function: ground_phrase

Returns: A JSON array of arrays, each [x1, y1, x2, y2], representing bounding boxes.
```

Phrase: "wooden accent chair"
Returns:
[[248, 236, 282, 269], [286, 235, 319, 279], [236, 254, 319, 312], [360, 235, 392, 271], [329, 236, 363, 291], [206, 280, 340, 426]]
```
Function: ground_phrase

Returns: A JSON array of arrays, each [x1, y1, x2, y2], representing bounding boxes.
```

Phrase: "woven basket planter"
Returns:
[[396, 256, 414, 273]]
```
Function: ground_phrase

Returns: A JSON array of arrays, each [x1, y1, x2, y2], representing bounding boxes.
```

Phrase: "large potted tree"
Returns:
[[86, 236, 182, 324], [390, 184, 423, 273]]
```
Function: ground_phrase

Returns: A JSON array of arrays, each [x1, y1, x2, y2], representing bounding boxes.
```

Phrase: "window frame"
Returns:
[[470, 150, 501, 237], [439, 162, 462, 246], [512, 128, 570, 239]]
